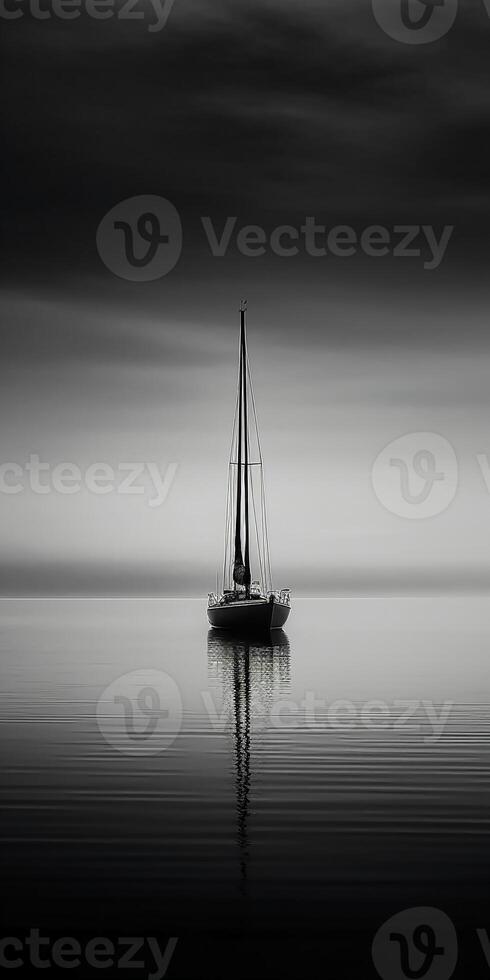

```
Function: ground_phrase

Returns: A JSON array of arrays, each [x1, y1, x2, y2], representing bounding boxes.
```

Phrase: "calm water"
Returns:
[[1, 598, 490, 976]]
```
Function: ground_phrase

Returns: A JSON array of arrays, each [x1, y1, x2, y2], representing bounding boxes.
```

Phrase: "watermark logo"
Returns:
[[0, 0, 176, 33], [96, 196, 182, 282], [0, 929, 178, 977], [0, 456, 178, 508], [202, 692, 452, 744], [372, 0, 458, 44], [97, 204, 453, 280], [371, 432, 458, 519], [372, 907, 458, 980], [96, 669, 183, 756], [202, 218, 452, 270]]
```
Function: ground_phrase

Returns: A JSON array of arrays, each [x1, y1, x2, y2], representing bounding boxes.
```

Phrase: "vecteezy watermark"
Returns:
[[0, 0, 176, 33], [202, 217, 453, 270], [372, 907, 458, 980], [373, 907, 490, 978], [97, 676, 452, 754], [0, 456, 178, 508], [372, 0, 458, 44], [96, 197, 454, 283], [97, 196, 182, 281], [203, 692, 453, 744], [96, 669, 183, 755], [373, 0, 490, 45], [371, 433, 458, 520], [0, 929, 178, 977]]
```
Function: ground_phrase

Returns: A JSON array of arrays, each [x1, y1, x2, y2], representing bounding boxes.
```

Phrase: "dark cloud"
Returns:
[[3, 0, 490, 241], [3, 0, 490, 594]]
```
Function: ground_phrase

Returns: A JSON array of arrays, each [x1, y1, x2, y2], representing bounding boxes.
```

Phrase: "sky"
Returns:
[[2, 0, 490, 595]]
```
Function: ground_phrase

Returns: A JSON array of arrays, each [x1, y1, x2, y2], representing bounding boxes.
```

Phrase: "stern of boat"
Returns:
[[207, 590, 290, 631]]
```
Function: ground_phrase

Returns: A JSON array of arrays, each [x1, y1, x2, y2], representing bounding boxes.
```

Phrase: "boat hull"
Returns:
[[207, 598, 290, 632]]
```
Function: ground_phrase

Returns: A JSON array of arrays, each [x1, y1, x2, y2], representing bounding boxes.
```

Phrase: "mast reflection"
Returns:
[[207, 629, 291, 889]]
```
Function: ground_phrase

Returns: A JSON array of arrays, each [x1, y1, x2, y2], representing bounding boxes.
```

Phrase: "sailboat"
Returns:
[[207, 301, 291, 632]]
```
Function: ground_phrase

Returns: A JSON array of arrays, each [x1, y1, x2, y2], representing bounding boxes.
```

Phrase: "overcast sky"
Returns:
[[2, 0, 490, 594]]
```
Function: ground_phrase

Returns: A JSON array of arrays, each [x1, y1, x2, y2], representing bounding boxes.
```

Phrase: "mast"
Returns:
[[242, 303, 251, 597], [232, 300, 251, 592], [233, 309, 244, 578]]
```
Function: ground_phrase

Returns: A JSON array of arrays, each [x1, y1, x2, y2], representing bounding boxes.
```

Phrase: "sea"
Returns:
[[1, 597, 489, 978]]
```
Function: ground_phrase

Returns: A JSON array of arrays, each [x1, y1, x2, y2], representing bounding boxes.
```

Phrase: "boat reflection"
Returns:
[[207, 629, 291, 889]]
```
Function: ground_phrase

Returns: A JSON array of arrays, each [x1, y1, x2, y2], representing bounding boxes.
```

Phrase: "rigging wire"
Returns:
[[223, 464, 232, 593], [247, 413, 265, 591], [246, 350, 273, 592], [223, 337, 241, 594]]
